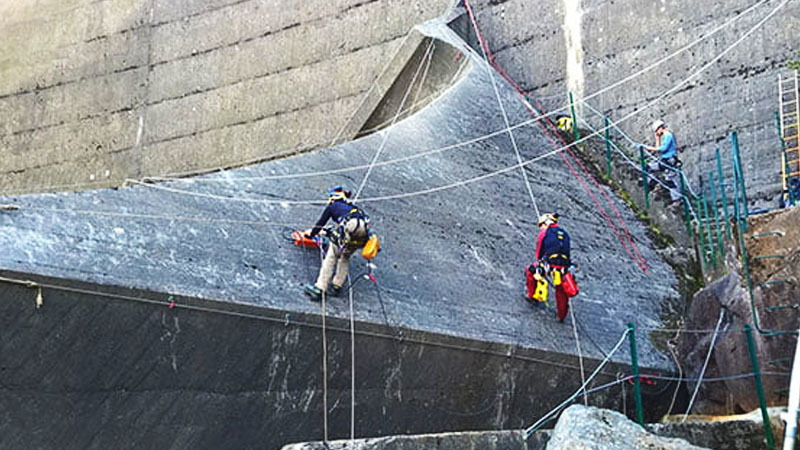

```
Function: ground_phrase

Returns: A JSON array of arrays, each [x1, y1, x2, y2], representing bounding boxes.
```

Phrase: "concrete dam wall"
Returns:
[[0, 0, 454, 193], [1, 15, 681, 448], [2, 0, 797, 207]]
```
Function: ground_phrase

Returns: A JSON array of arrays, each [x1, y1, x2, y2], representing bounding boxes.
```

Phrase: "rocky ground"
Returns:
[[679, 206, 799, 414]]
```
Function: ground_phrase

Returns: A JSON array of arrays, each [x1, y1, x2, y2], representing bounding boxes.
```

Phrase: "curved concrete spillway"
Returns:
[[0, 13, 678, 448]]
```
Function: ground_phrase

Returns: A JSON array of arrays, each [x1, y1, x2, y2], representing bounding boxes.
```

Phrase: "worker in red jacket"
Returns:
[[525, 213, 576, 322]]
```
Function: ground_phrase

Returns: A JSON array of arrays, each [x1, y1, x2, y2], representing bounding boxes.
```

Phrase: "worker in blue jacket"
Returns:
[[304, 186, 369, 301], [640, 120, 682, 205]]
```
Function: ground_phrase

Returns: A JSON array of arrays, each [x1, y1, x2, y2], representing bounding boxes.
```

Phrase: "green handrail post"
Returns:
[[716, 147, 732, 239], [730, 131, 749, 230], [628, 323, 644, 426], [679, 171, 692, 237], [696, 197, 709, 267], [709, 171, 724, 261], [604, 116, 612, 177], [569, 92, 580, 143], [701, 190, 715, 267], [640, 146, 650, 209], [731, 141, 741, 233], [744, 324, 776, 450]]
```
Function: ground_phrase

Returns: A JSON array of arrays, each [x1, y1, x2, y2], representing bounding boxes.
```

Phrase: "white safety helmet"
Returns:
[[650, 119, 666, 133], [537, 213, 558, 227]]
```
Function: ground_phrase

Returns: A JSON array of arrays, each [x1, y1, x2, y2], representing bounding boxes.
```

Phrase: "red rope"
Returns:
[[462, 0, 649, 274]]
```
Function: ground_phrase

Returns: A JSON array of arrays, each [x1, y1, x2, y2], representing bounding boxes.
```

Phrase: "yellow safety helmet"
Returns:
[[537, 213, 558, 227]]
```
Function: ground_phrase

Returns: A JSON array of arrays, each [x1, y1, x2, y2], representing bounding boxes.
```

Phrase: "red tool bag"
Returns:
[[562, 272, 579, 297]]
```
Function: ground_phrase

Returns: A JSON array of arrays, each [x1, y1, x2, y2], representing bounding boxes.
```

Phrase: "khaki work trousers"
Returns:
[[314, 218, 367, 292]]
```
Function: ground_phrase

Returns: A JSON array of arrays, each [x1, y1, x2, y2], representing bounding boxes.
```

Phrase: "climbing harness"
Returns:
[[328, 206, 371, 250]]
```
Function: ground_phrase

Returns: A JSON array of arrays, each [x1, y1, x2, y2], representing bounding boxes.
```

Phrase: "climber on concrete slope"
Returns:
[[555, 114, 573, 133], [525, 213, 578, 322], [639, 119, 682, 207], [303, 186, 370, 302]]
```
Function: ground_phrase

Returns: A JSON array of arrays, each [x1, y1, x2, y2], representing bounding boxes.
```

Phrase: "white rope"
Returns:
[[666, 335, 684, 416], [682, 309, 725, 422], [354, 39, 436, 200], [125, 0, 789, 209], [465, 8, 540, 217], [411, 41, 436, 109], [523, 327, 630, 438], [22, 206, 306, 228], [319, 246, 329, 442], [348, 276, 356, 441], [570, 306, 588, 406], [117, 0, 768, 188]]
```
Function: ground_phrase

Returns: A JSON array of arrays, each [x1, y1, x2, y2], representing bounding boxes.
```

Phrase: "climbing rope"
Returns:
[[464, 2, 540, 218], [666, 335, 684, 416], [354, 39, 436, 200], [317, 245, 330, 442], [523, 327, 630, 438], [329, 31, 414, 148], [682, 309, 725, 422], [569, 306, 588, 406], [348, 275, 356, 441]]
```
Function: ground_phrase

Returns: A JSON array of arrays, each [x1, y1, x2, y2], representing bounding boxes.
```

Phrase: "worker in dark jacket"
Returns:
[[304, 186, 369, 301], [525, 213, 574, 322]]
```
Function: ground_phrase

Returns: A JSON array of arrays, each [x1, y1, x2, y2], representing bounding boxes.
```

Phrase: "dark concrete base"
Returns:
[[0, 273, 676, 449]]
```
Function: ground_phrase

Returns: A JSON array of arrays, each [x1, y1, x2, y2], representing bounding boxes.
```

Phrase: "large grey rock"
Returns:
[[546, 405, 708, 450], [679, 207, 800, 414], [649, 409, 786, 450], [282, 430, 550, 450]]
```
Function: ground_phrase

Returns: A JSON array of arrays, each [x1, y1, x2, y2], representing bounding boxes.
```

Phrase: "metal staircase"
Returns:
[[778, 70, 800, 207]]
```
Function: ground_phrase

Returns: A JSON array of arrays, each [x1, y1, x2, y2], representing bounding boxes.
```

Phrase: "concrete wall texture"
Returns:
[[466, 0, 800, 208], [0, 0, 452, 193], [3, 0, 798, 205]]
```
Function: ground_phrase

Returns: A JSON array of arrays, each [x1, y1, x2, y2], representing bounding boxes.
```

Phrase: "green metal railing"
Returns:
[[716, 147, 732, 239], [538, 100, 796, 429], [570, 103, 794, 335], [744, 324, 776, 450], [628, 322, 644, 426]]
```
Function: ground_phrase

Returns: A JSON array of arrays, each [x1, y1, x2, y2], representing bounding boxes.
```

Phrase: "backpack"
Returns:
[[331, 206, 370, 248], [543, 227, 570, 267]]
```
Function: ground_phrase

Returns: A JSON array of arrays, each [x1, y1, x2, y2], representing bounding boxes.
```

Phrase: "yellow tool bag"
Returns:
[[532, 278, 549, 302], [361, 233, 380, 260], [552, 269, 562, 286]]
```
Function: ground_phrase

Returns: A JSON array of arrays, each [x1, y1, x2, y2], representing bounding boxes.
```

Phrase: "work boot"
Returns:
[[304, 284, 322, 302], [329, 284, 343, 297]]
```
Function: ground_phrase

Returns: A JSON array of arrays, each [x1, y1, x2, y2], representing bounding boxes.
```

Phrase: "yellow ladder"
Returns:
[[778, 70, 800, 205]]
